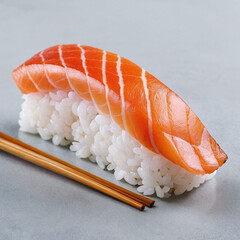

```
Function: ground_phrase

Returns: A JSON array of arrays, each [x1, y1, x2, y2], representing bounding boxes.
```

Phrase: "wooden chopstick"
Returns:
[[0, 132, 154, 208], [0, 132, 154, 210], [0, 136, 144, 210]]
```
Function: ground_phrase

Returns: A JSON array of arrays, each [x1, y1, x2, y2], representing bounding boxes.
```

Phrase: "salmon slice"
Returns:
[[12, 44, 227, 175]]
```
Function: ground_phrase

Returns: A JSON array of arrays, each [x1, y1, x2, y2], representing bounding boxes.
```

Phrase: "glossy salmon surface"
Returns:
[[12, 44, 227, 174]]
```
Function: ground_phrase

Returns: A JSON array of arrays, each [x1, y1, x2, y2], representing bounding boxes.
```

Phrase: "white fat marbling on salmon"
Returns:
[[39, 51, 58, 89], [78, 44, 101, 113], [58, 45, 78, 94], [102, 50, 112, 117], [141, 69, 160, 154], [117, 55, 128, 131], [197, 128, 219, 167], [24, 64, 42, 92]]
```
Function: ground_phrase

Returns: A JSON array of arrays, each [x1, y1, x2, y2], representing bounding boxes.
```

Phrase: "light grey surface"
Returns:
[[0, 0, 240, 239]]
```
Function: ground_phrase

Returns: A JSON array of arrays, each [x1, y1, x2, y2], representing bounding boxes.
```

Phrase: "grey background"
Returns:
[[0, 0, 240, 239]]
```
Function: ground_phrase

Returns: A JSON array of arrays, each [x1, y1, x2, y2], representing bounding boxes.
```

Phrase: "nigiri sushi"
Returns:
[[12, 44, 227, 198]]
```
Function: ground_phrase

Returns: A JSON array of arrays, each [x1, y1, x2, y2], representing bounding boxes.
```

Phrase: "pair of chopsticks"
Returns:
[[0, 132, 154, 210]]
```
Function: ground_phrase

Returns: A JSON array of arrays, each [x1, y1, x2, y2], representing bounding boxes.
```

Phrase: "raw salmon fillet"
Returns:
[[12, 44, 227, 174]]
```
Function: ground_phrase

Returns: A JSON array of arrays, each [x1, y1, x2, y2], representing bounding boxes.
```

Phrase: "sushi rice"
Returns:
[[19, 90, 215, 198]]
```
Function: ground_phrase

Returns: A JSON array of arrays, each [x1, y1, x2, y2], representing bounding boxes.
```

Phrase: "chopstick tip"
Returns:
[[149, 200, 155, 208]]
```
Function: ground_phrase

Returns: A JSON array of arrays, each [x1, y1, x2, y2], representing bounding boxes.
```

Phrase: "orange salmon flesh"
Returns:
[[12, 44, 227, 175]]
